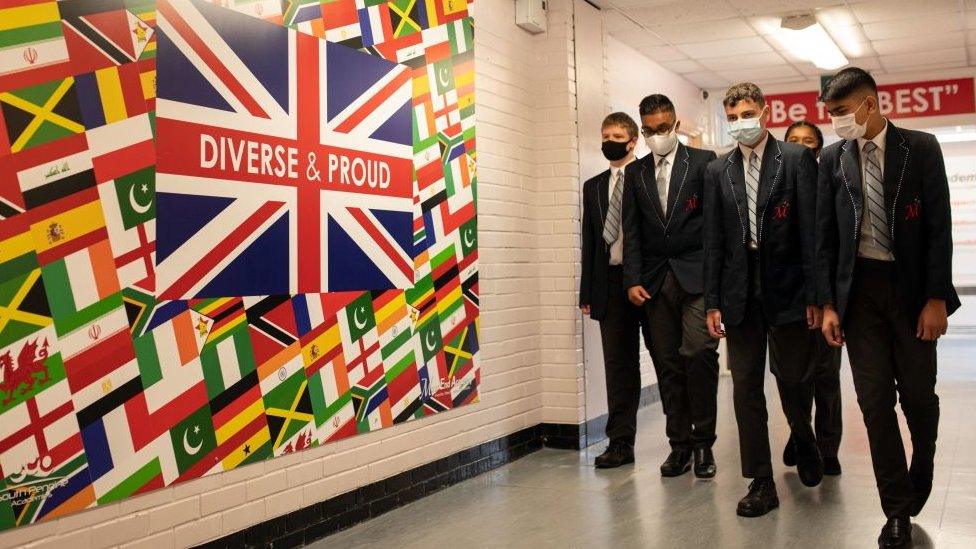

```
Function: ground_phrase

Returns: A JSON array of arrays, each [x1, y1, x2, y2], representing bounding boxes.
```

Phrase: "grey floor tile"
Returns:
[[307, 342, 976, 548]]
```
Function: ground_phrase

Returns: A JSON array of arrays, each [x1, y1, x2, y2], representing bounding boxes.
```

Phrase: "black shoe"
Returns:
[[736, 477, 779, 517], [795, 439, 824, 487], [878, 517, 912, 548], [659, 449, 692, 477], [694, 447, 716, 479], [595, 441, 635, 469], [909, 463, 933, 517], [823, 456, 842, 476], [782, 434, 797, 467]]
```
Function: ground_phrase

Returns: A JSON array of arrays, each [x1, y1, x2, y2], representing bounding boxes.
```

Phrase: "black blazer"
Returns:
[[622, 143, 717, 296], [815, 122, 960, 326], [580, 168, 615, 321], [704, 135, 818, 327]]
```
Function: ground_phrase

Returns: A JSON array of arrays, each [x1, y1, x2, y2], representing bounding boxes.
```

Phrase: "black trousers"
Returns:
[[806, 335, 843, 458], [773, 331, 844, 458], [845, 258, 939, 519], [643, 269, 719, 450], [599, 266, 645, 446], [726, 254, 817, 478]]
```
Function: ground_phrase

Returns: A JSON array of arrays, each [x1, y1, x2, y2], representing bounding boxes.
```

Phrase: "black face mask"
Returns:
[[602, 140, 630, 161]]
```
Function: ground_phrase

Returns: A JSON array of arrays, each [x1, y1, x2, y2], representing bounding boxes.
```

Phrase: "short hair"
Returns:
[[723, 82, 765, 108], [785, 120, 824, 151], [601, 112, 639, 141], [638, 94, 675, 116], [821, 67, 877, 101]]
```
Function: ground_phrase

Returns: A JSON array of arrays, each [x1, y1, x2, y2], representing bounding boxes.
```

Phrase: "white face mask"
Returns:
[[830, 99, 868, 140], [727, 108, 766, 145], [645, 127, 679, 157]]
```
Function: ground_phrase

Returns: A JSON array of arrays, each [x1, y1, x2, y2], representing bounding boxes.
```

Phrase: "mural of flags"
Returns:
[[0, 0, 477, 531]]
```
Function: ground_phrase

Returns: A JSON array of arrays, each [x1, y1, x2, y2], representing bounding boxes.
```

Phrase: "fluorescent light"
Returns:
[[776, 15, 849, 71], [816, 10, 866, 58]]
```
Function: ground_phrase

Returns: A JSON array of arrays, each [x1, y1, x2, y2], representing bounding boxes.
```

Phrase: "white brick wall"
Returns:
[[532, 0, 586, 425], [0, 1, 628, 546]]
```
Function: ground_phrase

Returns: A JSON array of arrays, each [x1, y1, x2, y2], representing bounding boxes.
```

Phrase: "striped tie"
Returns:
[[745, 151, 760, 244], [862, 141, 892, 252], [603, 170, 623, 245], [656, 158, 669, 215]]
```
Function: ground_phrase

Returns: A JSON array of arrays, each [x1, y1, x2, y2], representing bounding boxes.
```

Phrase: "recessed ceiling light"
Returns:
[[776, 14, 849, 71]]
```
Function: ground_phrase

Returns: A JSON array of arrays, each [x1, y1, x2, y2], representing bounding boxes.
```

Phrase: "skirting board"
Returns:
[[569, 383, 660, 450]]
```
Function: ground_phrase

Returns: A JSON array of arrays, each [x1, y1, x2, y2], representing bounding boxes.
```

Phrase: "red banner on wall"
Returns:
[[766, 77, 976, 128]]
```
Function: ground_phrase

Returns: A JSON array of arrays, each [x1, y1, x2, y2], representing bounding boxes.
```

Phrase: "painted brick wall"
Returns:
[[531, 0, 586, 425], [0, 1, 586, 548]]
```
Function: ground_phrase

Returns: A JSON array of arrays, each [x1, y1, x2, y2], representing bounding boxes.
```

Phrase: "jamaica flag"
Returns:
[[0, 77, 83, 153]]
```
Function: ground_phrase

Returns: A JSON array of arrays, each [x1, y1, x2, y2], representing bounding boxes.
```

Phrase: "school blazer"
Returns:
[[703, 136, 819, 327], [815, 122, 960, 326], [622, 144, 717, 297], [580, 169, 615, 321]]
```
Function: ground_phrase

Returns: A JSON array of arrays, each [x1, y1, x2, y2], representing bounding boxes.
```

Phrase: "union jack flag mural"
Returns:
[[0, 0, 477, 531], [155, 0, 416, 297]]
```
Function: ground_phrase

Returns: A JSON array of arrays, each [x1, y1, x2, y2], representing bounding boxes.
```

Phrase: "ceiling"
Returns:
[[599, 0, 976, 90]]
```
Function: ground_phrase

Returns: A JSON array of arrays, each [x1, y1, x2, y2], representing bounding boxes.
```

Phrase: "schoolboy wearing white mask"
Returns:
[[702, 82, 823, 518], [817, 67, 958, 549], [621, 94, 720, 481]]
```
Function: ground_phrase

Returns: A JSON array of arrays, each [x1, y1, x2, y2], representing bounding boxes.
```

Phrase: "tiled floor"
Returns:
[[309, 338, 976, 548]]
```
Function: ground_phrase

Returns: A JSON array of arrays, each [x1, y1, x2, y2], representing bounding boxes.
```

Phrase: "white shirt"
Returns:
[[738, 132, 769, 247], [737, 131, 769, 167], [607, 160, 632, 265], [653, 145, 679, 214], [856, 119, 894, 261]]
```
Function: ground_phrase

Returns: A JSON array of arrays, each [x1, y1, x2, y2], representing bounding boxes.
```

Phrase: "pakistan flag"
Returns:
[[112, 166, 155, 229], [170, 404, 217, 476]]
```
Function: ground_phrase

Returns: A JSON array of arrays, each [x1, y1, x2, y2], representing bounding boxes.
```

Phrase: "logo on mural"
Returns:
[[2, 454, 68, 509]]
